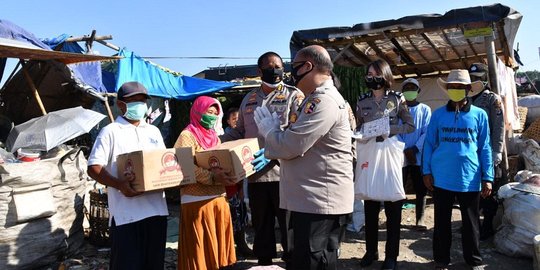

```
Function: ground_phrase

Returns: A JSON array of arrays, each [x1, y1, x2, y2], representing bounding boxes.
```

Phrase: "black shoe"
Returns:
[[381, 258, 397, 270], [360, 252, 379, 267], [235, 243, 254, 258]]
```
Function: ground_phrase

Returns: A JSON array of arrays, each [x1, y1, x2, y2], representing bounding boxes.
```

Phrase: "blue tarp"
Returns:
[[0, 19, 50, 82], [115, 49, 236, 100], [0, 19, 50, 50], [0, 19, 235, 100], [42, 34, 108, 92]]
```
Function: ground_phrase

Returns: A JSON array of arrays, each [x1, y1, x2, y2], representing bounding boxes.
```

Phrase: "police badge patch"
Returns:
[[289, 113, 298, 123], [386, 100, 395, 111], [304, 102, 317, 114]]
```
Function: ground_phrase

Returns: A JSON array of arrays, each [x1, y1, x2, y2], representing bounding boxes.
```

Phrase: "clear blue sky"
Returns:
[[2, 1, 539, 83]]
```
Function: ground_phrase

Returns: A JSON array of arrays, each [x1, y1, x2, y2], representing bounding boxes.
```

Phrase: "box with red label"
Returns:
[[195, 138, 260, 182], [116, 147, 196, 192]]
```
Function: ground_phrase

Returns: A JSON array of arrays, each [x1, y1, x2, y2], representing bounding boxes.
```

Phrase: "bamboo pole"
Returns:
[[65, 35, 113, 43], [96, 40, 120, 51], [20, 61, 47, 115], [103, 96, 115, 123]]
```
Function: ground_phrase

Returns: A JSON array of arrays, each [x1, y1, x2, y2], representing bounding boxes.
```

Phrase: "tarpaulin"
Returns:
[[42, 34, 108, 93], [114, 49, 236, 100]]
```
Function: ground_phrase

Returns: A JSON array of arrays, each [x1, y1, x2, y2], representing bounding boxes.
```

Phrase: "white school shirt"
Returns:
[[88, 116, 168, 226]]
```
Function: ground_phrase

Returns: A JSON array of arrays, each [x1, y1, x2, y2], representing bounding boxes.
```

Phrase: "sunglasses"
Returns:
[[365, 75, 384, 83], [291, 61, 307, 69]]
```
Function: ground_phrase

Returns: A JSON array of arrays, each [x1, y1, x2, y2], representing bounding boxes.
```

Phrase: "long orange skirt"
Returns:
[[178, 196, 236, 270]]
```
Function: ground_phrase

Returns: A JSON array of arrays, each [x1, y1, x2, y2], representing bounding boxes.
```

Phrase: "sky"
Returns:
[[2, 0, 539, 84]]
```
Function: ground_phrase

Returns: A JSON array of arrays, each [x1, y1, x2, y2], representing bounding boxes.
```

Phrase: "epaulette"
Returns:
[[282, 83, 299, 92], [388, 90, 402, 97], [358, 91, 372, 101], [283, 84, 301, 92]]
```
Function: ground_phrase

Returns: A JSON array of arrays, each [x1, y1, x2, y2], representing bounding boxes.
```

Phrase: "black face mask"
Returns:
[[261, 68, 284, 84], [364, 76, 386, 90], [291, 61, 312, 86]]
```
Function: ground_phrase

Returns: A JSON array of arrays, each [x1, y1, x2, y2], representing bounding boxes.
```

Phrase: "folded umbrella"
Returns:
[[6, 106, 106, 152]]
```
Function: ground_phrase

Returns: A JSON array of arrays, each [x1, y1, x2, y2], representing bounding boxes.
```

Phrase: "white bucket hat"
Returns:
[[437, 69, 483, 94]]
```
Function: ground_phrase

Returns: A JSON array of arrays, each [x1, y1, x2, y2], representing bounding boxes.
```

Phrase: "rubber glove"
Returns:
[[251, 148, 270, 172], [254, 106, 280, 138], [493, 152, 502, 166]]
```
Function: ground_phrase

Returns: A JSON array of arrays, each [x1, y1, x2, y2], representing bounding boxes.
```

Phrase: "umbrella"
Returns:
[[6, 106, 106, 152]]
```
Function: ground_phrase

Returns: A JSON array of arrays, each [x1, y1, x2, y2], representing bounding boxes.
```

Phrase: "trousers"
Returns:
[[364, 199, 404, 259], [433, 187, 483, 266], [287, 211, 348, 270]]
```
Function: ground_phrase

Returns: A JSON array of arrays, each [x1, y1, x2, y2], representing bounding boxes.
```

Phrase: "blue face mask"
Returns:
[[123, 101, 148, 121]]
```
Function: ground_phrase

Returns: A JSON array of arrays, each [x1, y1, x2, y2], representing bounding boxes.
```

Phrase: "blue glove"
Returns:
[[251, 148, 270, 172]]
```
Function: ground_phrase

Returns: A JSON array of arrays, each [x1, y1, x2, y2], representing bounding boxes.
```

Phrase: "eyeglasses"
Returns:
[[365, 75, 384, 83]]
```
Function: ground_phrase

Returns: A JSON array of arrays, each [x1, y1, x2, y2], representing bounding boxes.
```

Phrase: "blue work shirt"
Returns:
[[398, 103, 431, 166], [422, 100, 494, 192]]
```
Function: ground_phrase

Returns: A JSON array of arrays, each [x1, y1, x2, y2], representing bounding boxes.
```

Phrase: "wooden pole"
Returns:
[[20, 61, 47, 115], [103, 96, 115, 123], [485, 34, 500, 95], [86, 30, 97, 53], [95, 40, 120, 51], [65, 35, 113, 43], [485, 32, 509, 182]]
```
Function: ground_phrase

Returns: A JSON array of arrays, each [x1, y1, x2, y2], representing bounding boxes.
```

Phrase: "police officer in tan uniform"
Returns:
[[468, 63, 505, 240], [221, 52, 303, 265], [356, 59, 414, 270], [253, 45, 353, 270]]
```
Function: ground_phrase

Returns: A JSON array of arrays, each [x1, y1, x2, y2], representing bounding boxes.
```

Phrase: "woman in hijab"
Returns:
[[174, 96, 237, 270]]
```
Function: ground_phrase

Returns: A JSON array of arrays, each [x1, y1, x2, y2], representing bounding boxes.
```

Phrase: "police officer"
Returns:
[[356, 60, 414, 270], [221, 51, 303, 266], [468, 63, 505, 240], [253, 45, 353, 270]]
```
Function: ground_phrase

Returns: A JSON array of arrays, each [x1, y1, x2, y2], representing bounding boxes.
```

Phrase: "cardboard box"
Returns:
[[117, 147, 196, 192], [195, 138, 260, 182]]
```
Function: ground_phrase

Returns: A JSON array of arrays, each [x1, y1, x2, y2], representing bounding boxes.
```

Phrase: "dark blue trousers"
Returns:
[[110, 215, 167, 270]]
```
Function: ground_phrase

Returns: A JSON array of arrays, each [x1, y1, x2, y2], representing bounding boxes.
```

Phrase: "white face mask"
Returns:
[[262, 81, 281, 88]]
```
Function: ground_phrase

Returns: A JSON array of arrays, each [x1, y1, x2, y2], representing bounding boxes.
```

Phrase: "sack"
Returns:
[[521, 139, 540, 173], [12, 183, 56, 223], [354, 137, 406, 202], [0, 147, 89, 269], [494, 182, 540, 258], [518, 95, 540, 125]]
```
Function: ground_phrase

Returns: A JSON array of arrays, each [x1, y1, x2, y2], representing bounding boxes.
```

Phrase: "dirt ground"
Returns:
[[231, 197, 534, 270], [59, 195, 534, 270]]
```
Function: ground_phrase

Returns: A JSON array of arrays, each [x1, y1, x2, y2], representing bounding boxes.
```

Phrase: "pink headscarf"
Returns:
[[185, 96, 220, 150]]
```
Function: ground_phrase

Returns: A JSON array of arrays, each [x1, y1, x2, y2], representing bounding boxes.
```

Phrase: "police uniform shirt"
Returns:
[[471, 89, 505, 154], [220, 83, 303, 183], [264, 79, 354, 215], [355, 90, 415, 136]]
